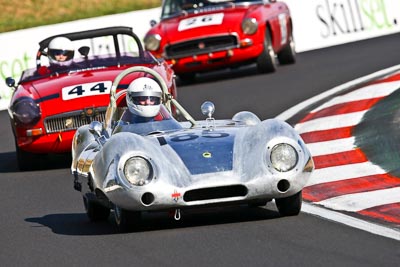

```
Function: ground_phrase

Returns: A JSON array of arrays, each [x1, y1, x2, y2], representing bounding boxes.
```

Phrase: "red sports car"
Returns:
[[144, 0, 295, 82], [6, 26, 177, 170]]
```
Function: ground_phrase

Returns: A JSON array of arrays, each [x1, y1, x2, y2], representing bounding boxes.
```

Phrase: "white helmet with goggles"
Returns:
[[48, 37, 74, 67], [126, 77, 162, 118]]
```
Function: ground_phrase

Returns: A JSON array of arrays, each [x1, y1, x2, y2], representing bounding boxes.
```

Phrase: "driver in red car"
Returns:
[[47, 36, 75, 67], [124, 77, 163, 123]]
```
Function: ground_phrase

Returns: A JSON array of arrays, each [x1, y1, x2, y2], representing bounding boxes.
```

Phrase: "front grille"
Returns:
[[44, 108, 107, 133], [184, 185, 247, 202], [165, 35, 238, 59]]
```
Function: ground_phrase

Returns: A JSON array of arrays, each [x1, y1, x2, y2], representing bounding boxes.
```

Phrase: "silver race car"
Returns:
[[71, 66, 314, 231]]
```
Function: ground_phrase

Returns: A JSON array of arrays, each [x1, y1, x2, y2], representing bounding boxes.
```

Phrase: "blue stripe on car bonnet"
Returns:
[[166, 130, 234, 175]]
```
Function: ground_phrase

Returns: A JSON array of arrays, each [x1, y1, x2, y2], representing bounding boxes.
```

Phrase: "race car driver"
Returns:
[[47, 36, 75, 67], [124, 77, 163, 123]]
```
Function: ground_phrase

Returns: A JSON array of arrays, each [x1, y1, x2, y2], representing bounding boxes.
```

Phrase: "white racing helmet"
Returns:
[[48, 37, 74, 67], [126, 77, 162, 118]]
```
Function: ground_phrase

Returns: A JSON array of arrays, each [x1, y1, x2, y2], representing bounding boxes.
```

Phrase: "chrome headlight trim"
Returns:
[[242, 18, 258, 35], [118, 154, 155, 186], [269, 143, 299, 172], [144, 34, 161, 51]]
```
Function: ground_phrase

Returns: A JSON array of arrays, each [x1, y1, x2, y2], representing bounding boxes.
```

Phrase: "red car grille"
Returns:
[[44, 108, 107, 133], [165, 35, 238, 59]]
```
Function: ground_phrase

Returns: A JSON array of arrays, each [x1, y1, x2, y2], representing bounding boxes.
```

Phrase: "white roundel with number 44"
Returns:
[[62, 81, 112, 100]]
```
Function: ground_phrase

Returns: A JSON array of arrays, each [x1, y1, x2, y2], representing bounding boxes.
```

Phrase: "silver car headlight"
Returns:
[[144, 34, 161, 51], [123, 156, 153, 186], [270, 143, 298, 172], [242, 18, 258, 35]]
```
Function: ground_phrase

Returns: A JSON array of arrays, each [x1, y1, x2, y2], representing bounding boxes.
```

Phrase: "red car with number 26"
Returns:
[[144, 0, 296, 82]]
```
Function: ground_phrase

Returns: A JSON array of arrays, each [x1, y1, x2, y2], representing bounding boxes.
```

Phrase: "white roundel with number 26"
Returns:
[[178, 13, 224, 31], [62, 81, 112, 100]]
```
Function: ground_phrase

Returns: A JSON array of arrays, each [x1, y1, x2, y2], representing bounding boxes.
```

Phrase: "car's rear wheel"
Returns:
[[256, 28, 278, 73], [114, 205, 141, 232], [83, 196, 110, 221], [275, 191, 302, 216], [277, 34, 296, 65]]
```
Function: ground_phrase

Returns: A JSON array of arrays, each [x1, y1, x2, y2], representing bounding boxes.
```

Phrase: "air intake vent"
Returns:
[[184, 185, 247, 202], [44, 108, 106, 133], [166, 35, 238, 59]]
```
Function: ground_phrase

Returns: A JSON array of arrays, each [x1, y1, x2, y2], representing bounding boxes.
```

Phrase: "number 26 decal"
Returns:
[[62, 81, 112, 100]]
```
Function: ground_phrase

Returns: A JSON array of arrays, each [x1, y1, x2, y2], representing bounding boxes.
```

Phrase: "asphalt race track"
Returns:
[[1, 34, 400, 266]]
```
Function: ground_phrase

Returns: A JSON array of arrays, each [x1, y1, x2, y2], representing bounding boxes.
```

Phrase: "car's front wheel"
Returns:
[[256, 28, 278, 73], [83, 196, 110, 221], [277, 34, 296, 65], [114, 205, 141, 232], [275, 191, 302, 216]]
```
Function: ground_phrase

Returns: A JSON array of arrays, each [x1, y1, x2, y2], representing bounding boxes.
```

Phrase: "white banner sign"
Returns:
[[1, 1, 400, 110]]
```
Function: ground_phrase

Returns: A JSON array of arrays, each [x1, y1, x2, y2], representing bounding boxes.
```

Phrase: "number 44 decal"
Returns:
[[62, 81, 112, 100]]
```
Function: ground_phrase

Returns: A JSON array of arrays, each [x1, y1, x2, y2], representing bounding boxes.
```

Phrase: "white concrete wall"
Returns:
[[1, 1, 400, 110]]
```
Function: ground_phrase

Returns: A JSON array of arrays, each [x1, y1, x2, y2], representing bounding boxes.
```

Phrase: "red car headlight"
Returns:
[[11, 97, 41, 126], [242, 18, 258, 35], [144, 34, 161, 51]]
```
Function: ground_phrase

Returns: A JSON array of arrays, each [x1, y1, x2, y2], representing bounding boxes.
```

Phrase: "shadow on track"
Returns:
[[25, 205, 281, 236], [0, 151, 18, 172], [0, 151, 71, 173]]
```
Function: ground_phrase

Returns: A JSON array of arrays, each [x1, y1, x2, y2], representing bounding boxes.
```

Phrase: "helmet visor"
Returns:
[[48, 49, 74, 61], [130, 95, 161, 106]]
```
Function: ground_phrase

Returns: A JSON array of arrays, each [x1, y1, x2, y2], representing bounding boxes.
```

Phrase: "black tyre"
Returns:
[[256, 28, 278, 73], [114, 205, 141, 232], [275, 191, 302, 216], [277, 34, 296, 65], [83, 196, 110, 222]]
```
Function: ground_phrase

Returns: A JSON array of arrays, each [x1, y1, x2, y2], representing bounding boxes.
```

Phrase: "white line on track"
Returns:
[[276, 65, 400, 240], [311, 81, 400, 113], [316, 187, 400, 212], [277, 65, 400, 122], [302, 203, 400, 241], [306, 137, 355, 156], [307, 161, 386, 186], [295, 111, 366, 134]]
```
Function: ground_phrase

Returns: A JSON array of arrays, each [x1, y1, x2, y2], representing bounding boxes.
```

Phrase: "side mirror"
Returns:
[[201, 101, 215, 129], [89, 121, 107, 146], [201, 101, 215, 119], [150, 20, 157, 27], [5, 77, 16, 89], [78, 46, 90, 57], [89, 121, 103, 138]]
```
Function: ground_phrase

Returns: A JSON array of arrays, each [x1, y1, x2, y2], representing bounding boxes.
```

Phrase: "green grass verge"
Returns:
[[0, 0, 161, 33]]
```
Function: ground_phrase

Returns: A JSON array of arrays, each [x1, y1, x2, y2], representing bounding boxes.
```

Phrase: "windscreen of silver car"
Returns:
[[270, 143, 298, 172], [11, 97, 41, 126]]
